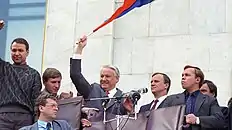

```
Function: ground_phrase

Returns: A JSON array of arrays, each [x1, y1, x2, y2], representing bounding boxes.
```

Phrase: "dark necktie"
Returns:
[[47, 122, 52, 130], [151, 99, 159, 110], [186, 94, 193, 114]]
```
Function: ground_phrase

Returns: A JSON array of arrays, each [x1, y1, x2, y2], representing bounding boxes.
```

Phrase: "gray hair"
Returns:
[[101, 65, 120, 78]]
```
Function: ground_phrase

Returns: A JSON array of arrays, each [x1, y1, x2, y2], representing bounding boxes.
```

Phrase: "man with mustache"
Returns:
[[0, 20, 42, 129], [162, 65, 225, 130], [19, 94, 73, 130]]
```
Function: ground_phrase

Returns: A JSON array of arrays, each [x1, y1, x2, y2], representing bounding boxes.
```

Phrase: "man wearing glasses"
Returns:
[[20, 94, 73, 130]]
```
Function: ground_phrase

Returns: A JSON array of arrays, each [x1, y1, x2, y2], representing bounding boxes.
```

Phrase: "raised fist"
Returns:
[[76, 35, 87, 49]]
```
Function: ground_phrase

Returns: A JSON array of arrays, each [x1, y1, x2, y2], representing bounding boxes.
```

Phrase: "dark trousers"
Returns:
[[0, 113, 33, 130]]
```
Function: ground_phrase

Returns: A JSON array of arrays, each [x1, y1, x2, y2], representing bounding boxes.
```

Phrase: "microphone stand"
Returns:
[[85, 96, 139, 130]]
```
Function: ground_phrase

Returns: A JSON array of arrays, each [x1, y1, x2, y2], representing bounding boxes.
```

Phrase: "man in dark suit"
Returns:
[[70, 36, 132, 115], [19, 94, 73, 130], [162, 65, 225, 130], [139, 72, 171, 112], [200, 80, 228, 130]]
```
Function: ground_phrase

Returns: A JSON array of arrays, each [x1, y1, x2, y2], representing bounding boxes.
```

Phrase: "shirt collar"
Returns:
[[108, 87, 117, 98], [12, 63, 28, 68], [43, 89, 59, 99], [155, 95, 167, 102], [185, 90, 200, 97], [38, 120, 53, 129]]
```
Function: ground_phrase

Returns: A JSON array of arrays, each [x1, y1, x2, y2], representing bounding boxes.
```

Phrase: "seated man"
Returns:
[[42, 68, 73, 100], [19, 94, 73, 130]]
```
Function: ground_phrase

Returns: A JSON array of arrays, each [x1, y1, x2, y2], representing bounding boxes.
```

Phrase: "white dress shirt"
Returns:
[[107, 87, 117, 98], [38, 120, 53, 130], [150, 95, 167, 110], [72, 54, 82, 59]]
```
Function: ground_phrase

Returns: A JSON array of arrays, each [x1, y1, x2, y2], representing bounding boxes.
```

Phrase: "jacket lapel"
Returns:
[[194, 93, 206, 113], [106, 88, 122, 109], [174, 92, 186, 105], [157, 99, 165, 109], [53, 120, 61, 130], [148, 101, 153, 110], [32, 122, 39, 130]]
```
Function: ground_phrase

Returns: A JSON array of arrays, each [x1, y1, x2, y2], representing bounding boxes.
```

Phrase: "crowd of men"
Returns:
[[1, 19, 232, 130]]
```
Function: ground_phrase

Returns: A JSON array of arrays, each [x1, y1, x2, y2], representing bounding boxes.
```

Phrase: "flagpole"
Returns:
[[86, 31, 94, 37]]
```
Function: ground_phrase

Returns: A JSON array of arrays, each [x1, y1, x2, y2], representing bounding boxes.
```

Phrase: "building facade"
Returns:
[[1, 0, 232, 107]]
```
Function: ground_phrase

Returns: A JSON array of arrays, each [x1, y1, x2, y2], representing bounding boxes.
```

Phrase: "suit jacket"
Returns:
[[139, 98, 166, 113], [161, 92, 225, 130], [220, 106, 229, 130], [19, 120, 73, 130], [70, 58, 126, 115]]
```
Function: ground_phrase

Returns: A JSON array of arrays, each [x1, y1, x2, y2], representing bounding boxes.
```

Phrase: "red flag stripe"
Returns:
[[93, 0, 136, 32]]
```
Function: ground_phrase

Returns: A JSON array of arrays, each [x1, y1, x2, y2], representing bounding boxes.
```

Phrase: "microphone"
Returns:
[[124, 88, 148, 105], [137, 88, 148, 94]]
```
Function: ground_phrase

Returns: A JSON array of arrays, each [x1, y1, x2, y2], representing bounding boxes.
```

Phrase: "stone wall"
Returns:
[[43, 0, 232, 107]]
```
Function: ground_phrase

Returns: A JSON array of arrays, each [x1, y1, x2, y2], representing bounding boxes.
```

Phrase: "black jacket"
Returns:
[[70, 58, 126, 115]]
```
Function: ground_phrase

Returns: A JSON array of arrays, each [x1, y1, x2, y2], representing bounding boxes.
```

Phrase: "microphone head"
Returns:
[[138, 88, 148, 94], [131, 91, 141, 101], [143, 88, 148, 93]]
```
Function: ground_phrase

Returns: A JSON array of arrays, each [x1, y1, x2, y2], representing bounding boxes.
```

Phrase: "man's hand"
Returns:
[[123, 97, 134, 114], [81, 118, 91, 127], [185, 114, 197, 124], [74, 35, 87, 54], [0, 20, 4, 30], [60, 91, 73, 99]]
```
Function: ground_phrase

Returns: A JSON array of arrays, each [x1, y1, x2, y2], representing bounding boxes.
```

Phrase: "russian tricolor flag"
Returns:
[[93, 0, 155, 32]]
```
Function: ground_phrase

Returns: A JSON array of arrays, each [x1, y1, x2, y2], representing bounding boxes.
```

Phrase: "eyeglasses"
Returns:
[[45, 103, 58, 108]]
